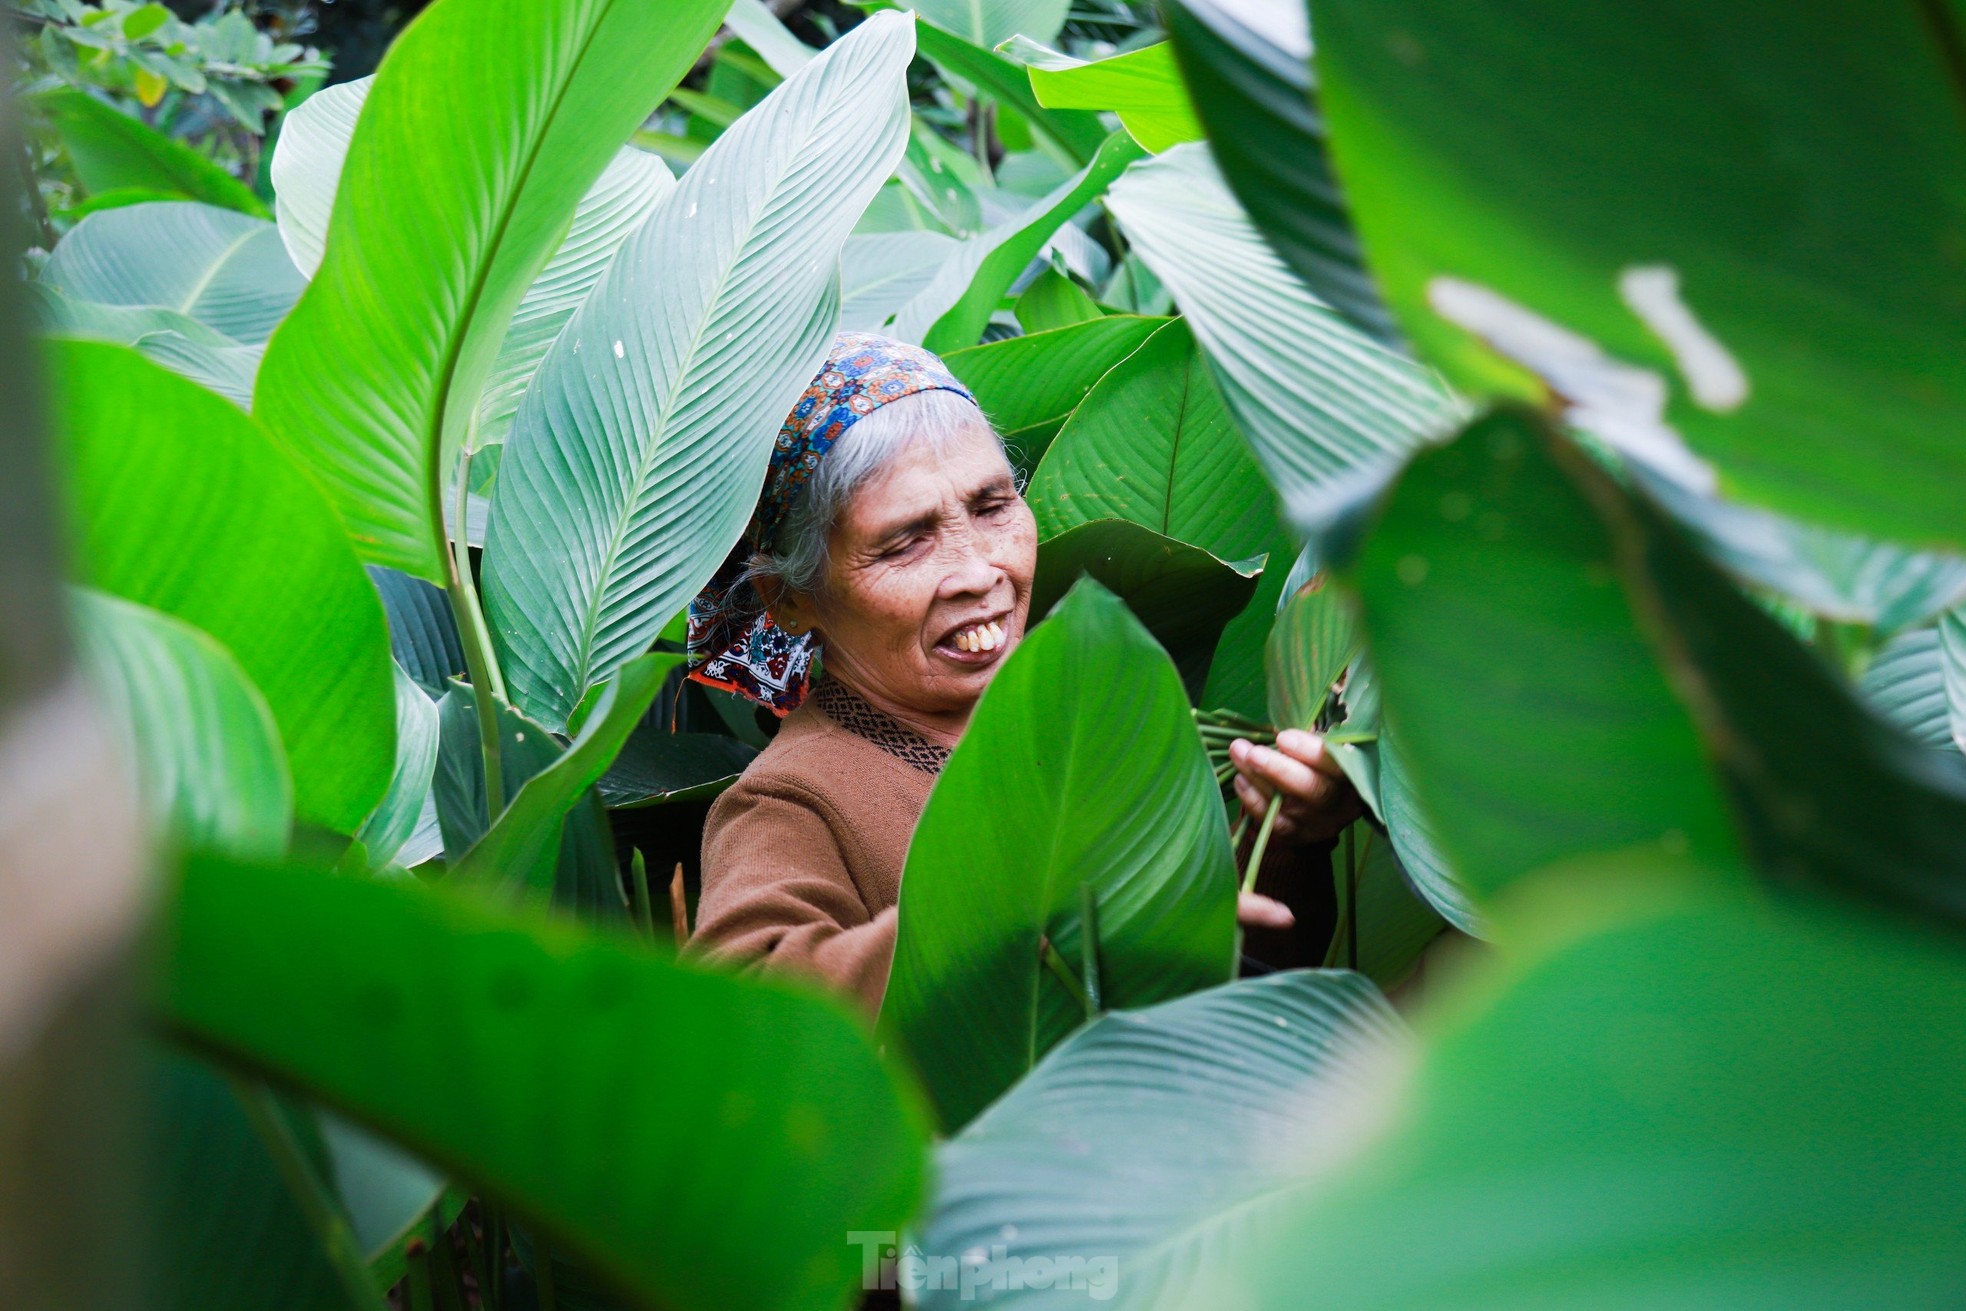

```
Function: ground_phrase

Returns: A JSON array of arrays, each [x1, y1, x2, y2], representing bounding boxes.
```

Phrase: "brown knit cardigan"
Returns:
[[687, 679, 948, 1014]]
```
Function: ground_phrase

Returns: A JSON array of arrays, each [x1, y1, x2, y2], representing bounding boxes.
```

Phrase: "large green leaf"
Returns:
[[150, 1050, 346, 1311], [1106, 145, 1457, 533], [451, 653, 681, 898], [481, 12, 916, 730], [40, 202, 302, 345], [253, 0, 728, 581], [1032, 519, 1261, 698], [1026, 316, 1291, 716], [1637, 468, 1966, 636], [353, 662, 440, 870], [908, 19, 1107, 165], [882, 580, 1239, 1132], [161, 852, 931, 1311], [840, 230, 961, 330], [941, 314, 1167, 470], [1322, 824, 1447, 987], [1376, 727, 1480, 937], [898, 0, 1067, 50], [1626, 462, 1966, 927], [1314, 0, 1966, 551], [1162, 0, 1394, 343], [1248, 878, 1966, 1307], [1015, 40, 1204, 154], [269, 76, 677, 452], [430, 682, 620, 920], [917, 971, 1405, 1310], [33, 88, 267, 217], [1859, 629, 1955, 752], [1265, 575, 1360, 732], [367, 566, 466, 699], [51, 341, 394, 834], [1353, 409, 1741, 904], [597, 725, 757, 808], [1027, 317, 1279, 557], [1945, 609, 1966, 756], [893, 130, 1144, 354], [71, 588, 290, 859], [28, 283, 262, 407], [265, 78, 365, 276]]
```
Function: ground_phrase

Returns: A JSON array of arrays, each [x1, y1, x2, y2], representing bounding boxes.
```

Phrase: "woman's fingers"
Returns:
[[1274, 728, 1348, 781], [1233, 773, 1271, 820], [1236, 891, 1295, 930], [1230, 737, 1335, 804]]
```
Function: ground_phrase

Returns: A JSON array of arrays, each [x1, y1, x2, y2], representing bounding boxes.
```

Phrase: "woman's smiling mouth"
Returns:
[[935, 616, 1010, 663]]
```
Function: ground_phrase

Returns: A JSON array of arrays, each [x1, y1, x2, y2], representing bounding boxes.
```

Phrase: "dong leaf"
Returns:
[[34, 88, 267, 217], [254, 0, 728, 581], [899, 0, 1067, 50], [71, 589, 290, 859], [942, 314, 1167, 470], [1028, 318, 1281, 558], [1265, 576, 1360, 732], [481, 13, 916, 729], [161, 853, 931, 1311], [28, 283, 261, 406], [1019, 40, 1203, 154], [1353, 409, 1741, 905], [50, 341, 394, 835], [883, 580, 1239, 1132], [1162, 0, 1394, 343], [840, 230, 961, 330], [270, 76, 677, 451], [367, 566, 466, 699], [354, 662, 441, 870], [266, 77, 365, 277], [1945, 609, 1966, 756], [451, 653, 681, 898], [1313, 0, 1966, 551], [1638, 468, 1966, 636], [1250, 878, 1966, 1306], [1107, 146, 1457, 534], [1031, 520, 1261, 698], [918, 971, 1406, 1310], [909, 19, 1106, 165], [40, 202, 303, 345], [892, 130, 1143, 354]]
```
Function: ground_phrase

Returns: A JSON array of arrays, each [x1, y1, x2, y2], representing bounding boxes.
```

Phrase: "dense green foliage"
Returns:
[[9, 0, 1966, 1307]]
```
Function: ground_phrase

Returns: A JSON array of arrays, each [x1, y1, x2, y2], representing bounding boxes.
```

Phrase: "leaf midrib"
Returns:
[[422, 6, 621, 579]]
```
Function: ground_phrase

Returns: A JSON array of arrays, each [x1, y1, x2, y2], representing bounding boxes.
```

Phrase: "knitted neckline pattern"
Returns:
[[812, 680, 950, 776]]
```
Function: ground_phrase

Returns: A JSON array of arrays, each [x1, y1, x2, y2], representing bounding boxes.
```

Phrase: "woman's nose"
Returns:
[[937, 533, 1000, 597]]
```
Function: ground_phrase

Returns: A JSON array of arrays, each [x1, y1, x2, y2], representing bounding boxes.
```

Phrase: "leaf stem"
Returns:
[[446, 447, 506, 828], [1343, 823, 1358, 970], [1240, 792, 1283, 897], [227, 1078, 390, 1311], [1039, 933, 1092, 1016]]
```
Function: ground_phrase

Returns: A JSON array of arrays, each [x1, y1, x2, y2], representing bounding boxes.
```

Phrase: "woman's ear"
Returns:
[[765, 581, 817, 637]]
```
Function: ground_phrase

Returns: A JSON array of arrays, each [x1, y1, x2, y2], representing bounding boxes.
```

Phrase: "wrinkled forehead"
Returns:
[[837, 422, 1016, 542]]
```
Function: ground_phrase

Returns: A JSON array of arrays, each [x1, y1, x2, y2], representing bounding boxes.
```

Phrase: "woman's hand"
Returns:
[[1228, 728, 1362, 848]]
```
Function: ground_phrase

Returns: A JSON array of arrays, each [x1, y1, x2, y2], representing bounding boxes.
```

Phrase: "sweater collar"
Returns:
[[811, 680, 950, 776]]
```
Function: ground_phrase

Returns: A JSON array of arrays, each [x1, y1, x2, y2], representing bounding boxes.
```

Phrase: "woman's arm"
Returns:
[[687, 778, 896, 1014]]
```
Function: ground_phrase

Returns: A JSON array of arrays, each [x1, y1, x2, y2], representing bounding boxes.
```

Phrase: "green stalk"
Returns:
[[1240, 793, 1284, 897], [406, 1239, 434, 1311], [1039, 934, 1092, 1016], [228, 1078, 389, 1311], [446, 446, 507, 829], [630, 848, 657, 943], [1078, 883, 1102, 1017]]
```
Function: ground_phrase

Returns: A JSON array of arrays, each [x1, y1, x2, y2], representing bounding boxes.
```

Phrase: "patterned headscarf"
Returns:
[[685, 331, 975, 715]]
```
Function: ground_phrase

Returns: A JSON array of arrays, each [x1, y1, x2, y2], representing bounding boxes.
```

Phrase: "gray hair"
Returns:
[[746, 388, 1009, 604]]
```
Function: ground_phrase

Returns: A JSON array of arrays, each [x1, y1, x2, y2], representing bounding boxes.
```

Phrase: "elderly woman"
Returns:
[[684, 332, 1359, 1013]]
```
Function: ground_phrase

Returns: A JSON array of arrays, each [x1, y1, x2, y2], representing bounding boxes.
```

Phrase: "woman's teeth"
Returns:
[[952, 621, 1005, 653]]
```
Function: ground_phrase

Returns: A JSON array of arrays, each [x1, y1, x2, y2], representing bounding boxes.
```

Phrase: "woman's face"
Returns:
[[788, 422, 1037, 728]]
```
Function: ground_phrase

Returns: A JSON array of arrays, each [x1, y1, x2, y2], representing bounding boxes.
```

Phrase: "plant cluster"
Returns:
[[6, 0, 1966, 1308]]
